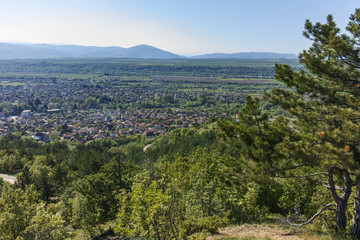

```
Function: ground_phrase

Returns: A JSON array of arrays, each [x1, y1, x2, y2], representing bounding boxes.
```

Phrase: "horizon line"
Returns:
[[0, 41, 298, 57]]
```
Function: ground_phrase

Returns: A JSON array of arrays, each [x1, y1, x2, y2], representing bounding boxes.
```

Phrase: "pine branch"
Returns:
[[336, 48, 360, 69], [327, 168, 341, 203], [286, 203, 336, 228], [269, 162, 308, 173], [274, 172, 328, 179], [322, 183, 343, 191], [297, 172, 328, 177]]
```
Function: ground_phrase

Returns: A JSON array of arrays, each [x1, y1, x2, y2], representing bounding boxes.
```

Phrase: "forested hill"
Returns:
[[0, 119, 336, 239], [0, 42, 296, 60], [192, 52, 297, 59], [0, 43, 181, 59]]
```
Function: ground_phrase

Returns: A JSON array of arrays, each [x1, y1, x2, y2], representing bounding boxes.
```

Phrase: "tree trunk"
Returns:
[[351, 176, 360, 238], [327, 168, 352, 233], [335, 200, 347, 233]]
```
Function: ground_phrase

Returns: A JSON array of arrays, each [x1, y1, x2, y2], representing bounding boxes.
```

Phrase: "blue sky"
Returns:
[[0, 0, 358, 56]]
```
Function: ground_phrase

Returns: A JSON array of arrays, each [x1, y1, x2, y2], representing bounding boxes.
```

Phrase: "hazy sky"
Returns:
[[0, 0, 358, 56]]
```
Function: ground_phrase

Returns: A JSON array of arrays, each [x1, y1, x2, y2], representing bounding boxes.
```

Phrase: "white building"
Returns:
[[21, 110, 32, 119]]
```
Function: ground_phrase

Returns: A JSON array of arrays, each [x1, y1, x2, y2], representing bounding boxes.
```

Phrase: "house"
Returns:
[[31, 132, 50, 143], [21, 110, 32, 119], [47, 109, 61, 114], [145, 131, 154, 138]]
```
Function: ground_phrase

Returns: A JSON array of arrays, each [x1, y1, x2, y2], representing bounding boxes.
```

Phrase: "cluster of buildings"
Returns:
[[0, 108, 226, 143], [0, 76, 244, 143]]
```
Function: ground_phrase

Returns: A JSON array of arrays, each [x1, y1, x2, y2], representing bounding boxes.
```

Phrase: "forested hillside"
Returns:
[[0, 122, 318, 239]]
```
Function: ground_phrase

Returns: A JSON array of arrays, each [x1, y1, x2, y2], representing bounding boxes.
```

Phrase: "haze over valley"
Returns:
[[0, 42, 297, 59]]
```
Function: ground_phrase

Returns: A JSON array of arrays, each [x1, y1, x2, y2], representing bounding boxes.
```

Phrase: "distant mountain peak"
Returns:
[[0, 42, 297, 60], [0, 43, 182, 59]]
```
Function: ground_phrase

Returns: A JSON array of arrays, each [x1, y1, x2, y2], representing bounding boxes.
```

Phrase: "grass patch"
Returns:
[[0, 82, 29, 86]]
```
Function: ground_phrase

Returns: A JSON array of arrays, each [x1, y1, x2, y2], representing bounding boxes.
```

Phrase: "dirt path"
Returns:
[[207, 225, 304, 240], [0, 173, 16, 184], [143, 143, 153, 151]]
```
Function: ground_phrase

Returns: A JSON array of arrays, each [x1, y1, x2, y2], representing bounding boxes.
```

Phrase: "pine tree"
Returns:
[[268, 9, 360, 235], [220, 8, 360, 235]]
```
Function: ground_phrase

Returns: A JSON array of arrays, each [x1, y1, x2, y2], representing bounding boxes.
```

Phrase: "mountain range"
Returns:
[[0, 43, 297, 60]]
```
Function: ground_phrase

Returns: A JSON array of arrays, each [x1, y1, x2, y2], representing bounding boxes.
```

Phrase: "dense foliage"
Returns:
[[0, 58, 300, 79], [0, 123, 293, 239]]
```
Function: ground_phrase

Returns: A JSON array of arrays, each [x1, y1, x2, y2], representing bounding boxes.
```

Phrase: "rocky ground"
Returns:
[[0, 173, 16, 184]]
